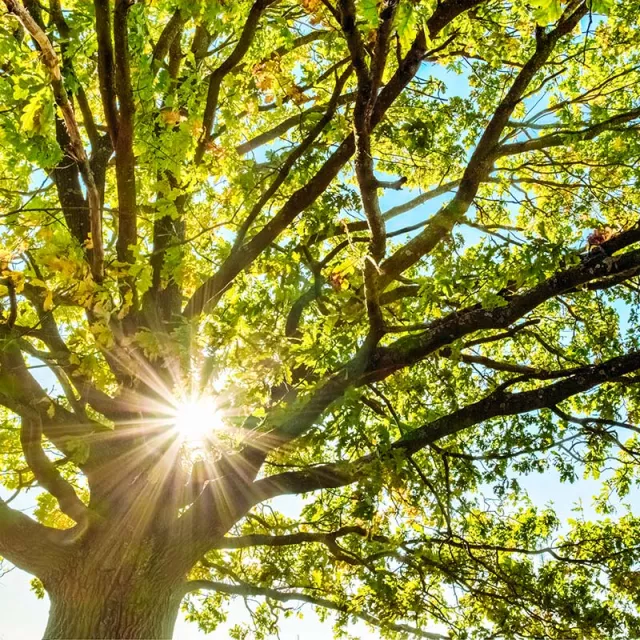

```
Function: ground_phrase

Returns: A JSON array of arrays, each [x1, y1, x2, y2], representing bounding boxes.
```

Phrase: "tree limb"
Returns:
[[0, 497, 71, 577], [4, 0, 104, 280], [114, 0, 137, 266], [19, 417, 90, 525], [93, 0, 119, 143], [378, 4, 588, 287], [249, 348, 640, 504], [194, 0, 278, 164], [152, 8, 184, 72], [183, 0, 485, 318], [182, 579, 446, 639]]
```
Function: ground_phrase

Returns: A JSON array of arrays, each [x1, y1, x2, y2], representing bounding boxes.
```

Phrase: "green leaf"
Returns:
[[20, 93, 50, 136], [30, 578, 45, 599], [530, 0, 564, 25], [358, 0, 379, 27], [587, 0, 614, 14], [396, 2, 417, 52], [64, 437, 90, 465]]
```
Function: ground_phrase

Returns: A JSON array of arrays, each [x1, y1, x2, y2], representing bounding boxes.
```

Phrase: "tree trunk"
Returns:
[[42, 555, 184, 639]]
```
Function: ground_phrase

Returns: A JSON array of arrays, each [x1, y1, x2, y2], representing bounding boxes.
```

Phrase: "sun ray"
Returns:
[[170, 395, 225, 446]]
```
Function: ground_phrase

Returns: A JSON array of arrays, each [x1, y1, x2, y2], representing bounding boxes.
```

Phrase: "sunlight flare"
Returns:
[[171, 395, 224, 444]]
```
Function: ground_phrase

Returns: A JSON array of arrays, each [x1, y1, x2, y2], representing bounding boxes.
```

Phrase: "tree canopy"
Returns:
[[2, 0, 640, 638]]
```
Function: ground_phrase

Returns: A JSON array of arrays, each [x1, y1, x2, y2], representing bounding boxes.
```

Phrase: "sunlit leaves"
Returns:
[[357, 0, 379, 28], [530, 0, 564, 25], [395, 2, 417, 52], [588, 0, 615, 14], [2, 0, 640, 637], [20, 91, 54, 137]]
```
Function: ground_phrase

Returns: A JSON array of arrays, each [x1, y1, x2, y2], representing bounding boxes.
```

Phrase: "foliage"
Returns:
[[1, 0, 640, 638]]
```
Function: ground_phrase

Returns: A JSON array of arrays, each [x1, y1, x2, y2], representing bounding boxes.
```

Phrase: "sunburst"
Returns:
[[170, 395, 225, 446]]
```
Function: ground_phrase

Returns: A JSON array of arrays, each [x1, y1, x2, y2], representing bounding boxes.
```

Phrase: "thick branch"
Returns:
[[52, 119, 90, 246], [5, 0, 104, 280], [234, 229, 640, 498], [368, 236, 640, 381], [183, 29, 429, 318], [0, 498, 70, 577], [378, 4, 587, 287], [114, 0, 137, 265], [49, 0, 100, 148], [340, 0, 399, 337], [182, 0, 500, 318], [0, 328, 102, 458], [93, 0, 119, 143], [20, 417, 89, 524], [152, 8, 184, 71], [232, 68, 351, 250], [250, 349, 640, 503], [13, 281, 118, 418], [194, 0, 277, 164]]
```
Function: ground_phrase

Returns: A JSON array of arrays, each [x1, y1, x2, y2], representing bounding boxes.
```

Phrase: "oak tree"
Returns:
[[1, 0, 640, 638]]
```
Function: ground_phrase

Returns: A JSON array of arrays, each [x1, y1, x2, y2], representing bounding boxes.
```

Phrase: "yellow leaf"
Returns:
[[43, 290, 53, 311]]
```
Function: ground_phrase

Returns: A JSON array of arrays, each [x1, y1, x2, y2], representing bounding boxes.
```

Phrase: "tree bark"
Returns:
[[42, 549, 184, 639]]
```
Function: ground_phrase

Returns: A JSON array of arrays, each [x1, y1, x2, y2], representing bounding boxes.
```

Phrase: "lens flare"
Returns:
[[171, 396, 224, 444]]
